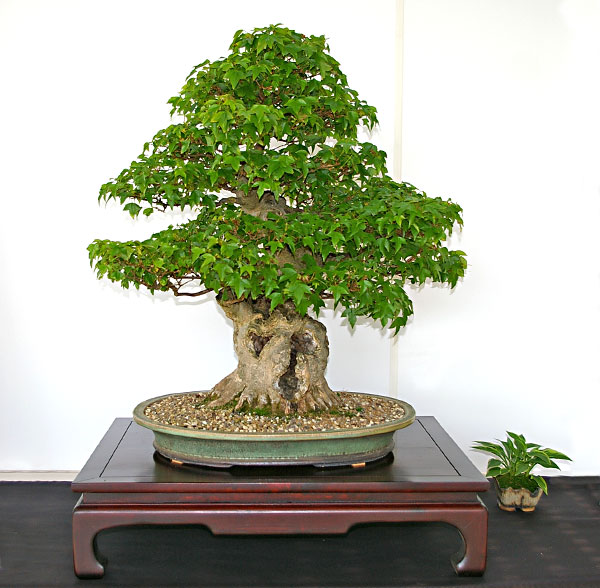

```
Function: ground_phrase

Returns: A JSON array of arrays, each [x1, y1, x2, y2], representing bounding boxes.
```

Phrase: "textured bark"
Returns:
[[236, 189, 293, 220], [207, 298, 339, 414]]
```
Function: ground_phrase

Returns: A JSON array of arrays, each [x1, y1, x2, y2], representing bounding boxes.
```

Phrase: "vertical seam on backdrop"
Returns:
[[389, 0, 404, 398]]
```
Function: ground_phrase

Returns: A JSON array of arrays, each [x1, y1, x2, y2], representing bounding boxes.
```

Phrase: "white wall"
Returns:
[[1, 0, 598, 476], [0, 0, 398, 470], [399, 0, 600, 475]]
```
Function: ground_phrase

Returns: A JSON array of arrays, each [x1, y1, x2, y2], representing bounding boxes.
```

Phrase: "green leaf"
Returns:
[[229, 274, 250, 299], [344, 308, 357, 328], [486, 466, 503, 478], [301, 235, 315, 252], [330, 231, 344, 249], [329, 284, 349, 306], [472, 442, 506, 460], [267, 156, 294, 180], [224, 154, 244, 172], [543, 449, 571, 461], [507, 432, 527, 453], [256, 180, 272, 197], [269, 292, 284, 311], [499, 439, 516, 459], [532, 475, 548, 494], [225, 69, 245, 89], [123, 202, 142, 217], [200, 254, 216, 271], [530, 450, 554, 468], [320, 243, 335, 261], [214, 261, 232, 281], [191, 247, 203, 262], [287, 281, 312, 307], [257, 35, 269, 53], [266, 240, 283, 253]]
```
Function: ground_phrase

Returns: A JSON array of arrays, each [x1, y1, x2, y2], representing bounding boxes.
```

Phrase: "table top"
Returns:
[[72, 417, 488, 494]]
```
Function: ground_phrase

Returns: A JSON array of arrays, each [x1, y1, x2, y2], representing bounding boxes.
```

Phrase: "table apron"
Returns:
[[73, 500, 486, 535], [80, 490, 481, 505]]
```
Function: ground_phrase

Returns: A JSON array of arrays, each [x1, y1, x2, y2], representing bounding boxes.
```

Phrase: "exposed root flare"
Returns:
[[206, 298, 339, 415]]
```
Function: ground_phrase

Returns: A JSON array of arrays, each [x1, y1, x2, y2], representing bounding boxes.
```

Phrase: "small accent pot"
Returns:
[[494, 479, 543, 512]]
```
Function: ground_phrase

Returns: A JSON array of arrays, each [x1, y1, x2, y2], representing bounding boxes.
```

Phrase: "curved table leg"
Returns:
[[72, 502, 109, 578], [335, 502, 488, 576], [446, 501, 489, 576]]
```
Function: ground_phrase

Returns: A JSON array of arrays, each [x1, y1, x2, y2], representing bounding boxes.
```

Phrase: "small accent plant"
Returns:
[[472, 432, 571, 495]]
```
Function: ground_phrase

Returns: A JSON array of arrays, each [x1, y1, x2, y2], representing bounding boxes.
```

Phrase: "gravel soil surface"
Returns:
[[144, 391, 407, 434]]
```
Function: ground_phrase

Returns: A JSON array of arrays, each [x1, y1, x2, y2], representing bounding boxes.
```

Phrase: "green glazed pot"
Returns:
[[133, 392, 415, 468]]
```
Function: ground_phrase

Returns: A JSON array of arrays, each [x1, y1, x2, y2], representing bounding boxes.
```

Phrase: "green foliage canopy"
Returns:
[[89, 25, 467, 332]]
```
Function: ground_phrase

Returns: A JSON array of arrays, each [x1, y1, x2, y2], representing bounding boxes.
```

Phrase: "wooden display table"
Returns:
[[72, 417, 489, 579]]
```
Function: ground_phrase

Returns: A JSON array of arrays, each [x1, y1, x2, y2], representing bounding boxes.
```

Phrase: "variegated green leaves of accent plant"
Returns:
[[472, 432, 571, 494]]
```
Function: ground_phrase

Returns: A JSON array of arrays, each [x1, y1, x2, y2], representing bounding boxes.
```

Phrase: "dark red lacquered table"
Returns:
[[72, 417, 489, 579]]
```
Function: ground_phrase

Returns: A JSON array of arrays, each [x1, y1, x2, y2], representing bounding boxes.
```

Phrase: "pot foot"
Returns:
[[497, 501, 516, 512]]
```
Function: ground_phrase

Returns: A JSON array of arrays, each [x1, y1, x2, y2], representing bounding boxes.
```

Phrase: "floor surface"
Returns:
[[0, 478, 599, 587]]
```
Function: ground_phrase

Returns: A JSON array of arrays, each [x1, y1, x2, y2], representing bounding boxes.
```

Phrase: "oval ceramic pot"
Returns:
[[133, 392, 416, 468], [495, 479, 543, 512]]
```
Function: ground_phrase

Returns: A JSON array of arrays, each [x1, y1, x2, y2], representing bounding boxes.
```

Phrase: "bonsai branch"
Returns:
[[172, 288, 213, 297]]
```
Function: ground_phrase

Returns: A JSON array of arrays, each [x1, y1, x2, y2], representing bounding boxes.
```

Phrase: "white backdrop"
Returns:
[[1, 0, 598, 475], [398, 0, 600, 475]]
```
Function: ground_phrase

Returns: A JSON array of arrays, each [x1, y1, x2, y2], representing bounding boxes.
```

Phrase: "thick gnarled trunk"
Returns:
[[207, 298, 339, 415]]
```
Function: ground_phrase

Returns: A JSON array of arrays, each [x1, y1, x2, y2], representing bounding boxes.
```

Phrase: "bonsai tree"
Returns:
[[88, 25, 466, 415]]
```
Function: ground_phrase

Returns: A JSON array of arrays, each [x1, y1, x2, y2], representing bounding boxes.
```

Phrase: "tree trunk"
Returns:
[[207, 298, 339, 414]]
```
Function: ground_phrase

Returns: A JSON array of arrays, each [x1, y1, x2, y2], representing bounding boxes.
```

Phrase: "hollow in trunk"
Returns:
[[206, 298, 339, 415]]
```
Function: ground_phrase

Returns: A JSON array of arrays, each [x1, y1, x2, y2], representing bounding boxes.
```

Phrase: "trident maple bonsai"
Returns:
[[88, 25, 466, 415]]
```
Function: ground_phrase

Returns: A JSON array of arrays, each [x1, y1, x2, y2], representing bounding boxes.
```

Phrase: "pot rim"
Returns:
[[133, 391, 416, 442], [493, 478, 543, 497]]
